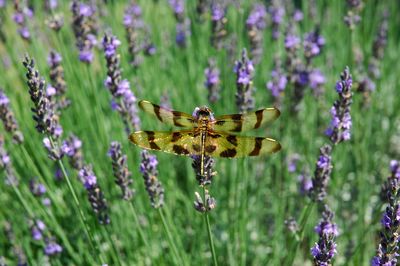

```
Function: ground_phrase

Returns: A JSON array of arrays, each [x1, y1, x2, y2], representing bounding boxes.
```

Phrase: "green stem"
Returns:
[[285, 201, 315, 265], [129, 202, 150, 248], [48, 136, 104, 264], [104, 225, 123, 266], [203, 187, 218, 266], [158, 208, 183, 265]]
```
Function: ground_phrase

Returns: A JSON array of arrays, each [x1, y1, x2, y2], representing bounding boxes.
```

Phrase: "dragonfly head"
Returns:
[[192, 106, 215, 121]]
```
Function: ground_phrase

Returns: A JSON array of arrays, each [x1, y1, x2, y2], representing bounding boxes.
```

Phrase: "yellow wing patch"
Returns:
[[213, 108, 280, 132], [139, 100, 196, 128]]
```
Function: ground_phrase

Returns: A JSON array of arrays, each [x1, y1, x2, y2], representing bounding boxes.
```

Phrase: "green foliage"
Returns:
[[0, 0, 399, 265]]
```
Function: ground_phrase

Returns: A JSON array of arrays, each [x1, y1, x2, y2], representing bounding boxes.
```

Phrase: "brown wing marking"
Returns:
[[213, 108, 280, 132], [205, 131, 281, 158], [139, 100, 196, 128], [129, 130, 201, 156]]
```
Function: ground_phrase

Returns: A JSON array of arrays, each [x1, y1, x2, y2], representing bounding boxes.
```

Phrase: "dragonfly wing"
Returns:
[[213, 108, 280, 132], [139, 100, 196, 128], [129, 130, 201, 157], [205, 131, 281, 158]]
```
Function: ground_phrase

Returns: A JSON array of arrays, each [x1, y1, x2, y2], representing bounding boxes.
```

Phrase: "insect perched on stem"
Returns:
[[129, 100, 281, 160]]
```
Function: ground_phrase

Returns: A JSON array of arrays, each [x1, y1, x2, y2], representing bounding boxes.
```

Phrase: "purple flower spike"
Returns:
[[44, 239, 63, 256], [266, 58, 287, 103], [78, 165, 97, 189], [109, 141, 134, 200], [0, 89, 24, 143], [204, 59, 221, 103], [140, 150, 164, 209], [78, 164, 109, 225], [234, 49, 255, 113], [326, 67, 353, 145], [373, 160, 400, 265], [311, 205, 338, 265]]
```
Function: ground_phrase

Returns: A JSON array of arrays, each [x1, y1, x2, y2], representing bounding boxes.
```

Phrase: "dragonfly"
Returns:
[[129, 100, 281, 160]]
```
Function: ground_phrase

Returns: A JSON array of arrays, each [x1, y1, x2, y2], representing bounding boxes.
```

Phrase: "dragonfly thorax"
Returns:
[[192, 106, 215, 121]]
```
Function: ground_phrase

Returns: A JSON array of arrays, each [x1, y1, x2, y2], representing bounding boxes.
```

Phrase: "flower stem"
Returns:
[[285, 201, 315, 265], [129, 202, 150, 248], [203, 186, 218, 266], [48, 136, 104, 264], [158, 208, 184, 265]]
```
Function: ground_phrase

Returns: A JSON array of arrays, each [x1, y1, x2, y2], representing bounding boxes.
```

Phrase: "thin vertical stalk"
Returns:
[[158, 208, 184, 265], [103, 225, 123, 266], [129, 202, 150, 248], [203, 186, 218, 266], [48, 136, 104, 264]]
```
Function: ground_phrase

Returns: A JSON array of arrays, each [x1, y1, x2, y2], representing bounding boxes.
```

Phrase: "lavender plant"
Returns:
[[139, 150, 164, 209], [12, 1, 32, 41], [0, 89, 24, 143], [246, 3, 267, 64], [211, 3, 227, 50], [108, 141, 134, 201], [204, 58, 221, 103], [0, 135, 18, 186], [266, 58, 287, 106], [326, 67, 353, 145], [123, 2, 155, 67], [234, 49, 255, 113], [311, 205, 338, 266], [372, 160, 400, 265], [102, 33, 140, 133], [78, 165, 110, 225], [71, 1, 98, 63], [268, 0, 285, 40]]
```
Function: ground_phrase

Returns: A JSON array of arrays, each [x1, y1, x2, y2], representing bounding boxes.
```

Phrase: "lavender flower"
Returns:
[[12, 3, 32, 41], [61, 134, 84, 170], [124, 3, 155, 67], [46, 14, 64, 31], [292, 9, 303, 22], [234, 49, 255, 113], [23, 56, 61, 139], [0, 135, 18, 186], [78, 164, 110, 225], [0, 89, 24, 143], [266, 58, 287, 105], [169, 0, 185, 22], [344, 0, 363, 30], [210, 3, 227, 50], [326, 67, 353, 144], [204, 59, 221, 103], [31, 219, 46, 241], [268, 0, 285, 40], [372, 10, 388, 61], [372, 160, 400, 265], [71, 1, 98, 63], [191, 155, 217, 187], [108, 141, 134, 200], [140, 150, 164, 209], [44, 239, 63, 256], [298, 172, 313, 195], [303, 27, 325, 63], [311, 205, 338, 265], [29, 178, 47, 197], [175, 18, 191, 48], [287, 153, 300, 173], [48, 51, 70, 111], [246, 4, 267, 64], [102, 33, 140, 133], [194, 189, 216, 213], [310, 144, 333, 202], [308, 68, 326, 97]]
